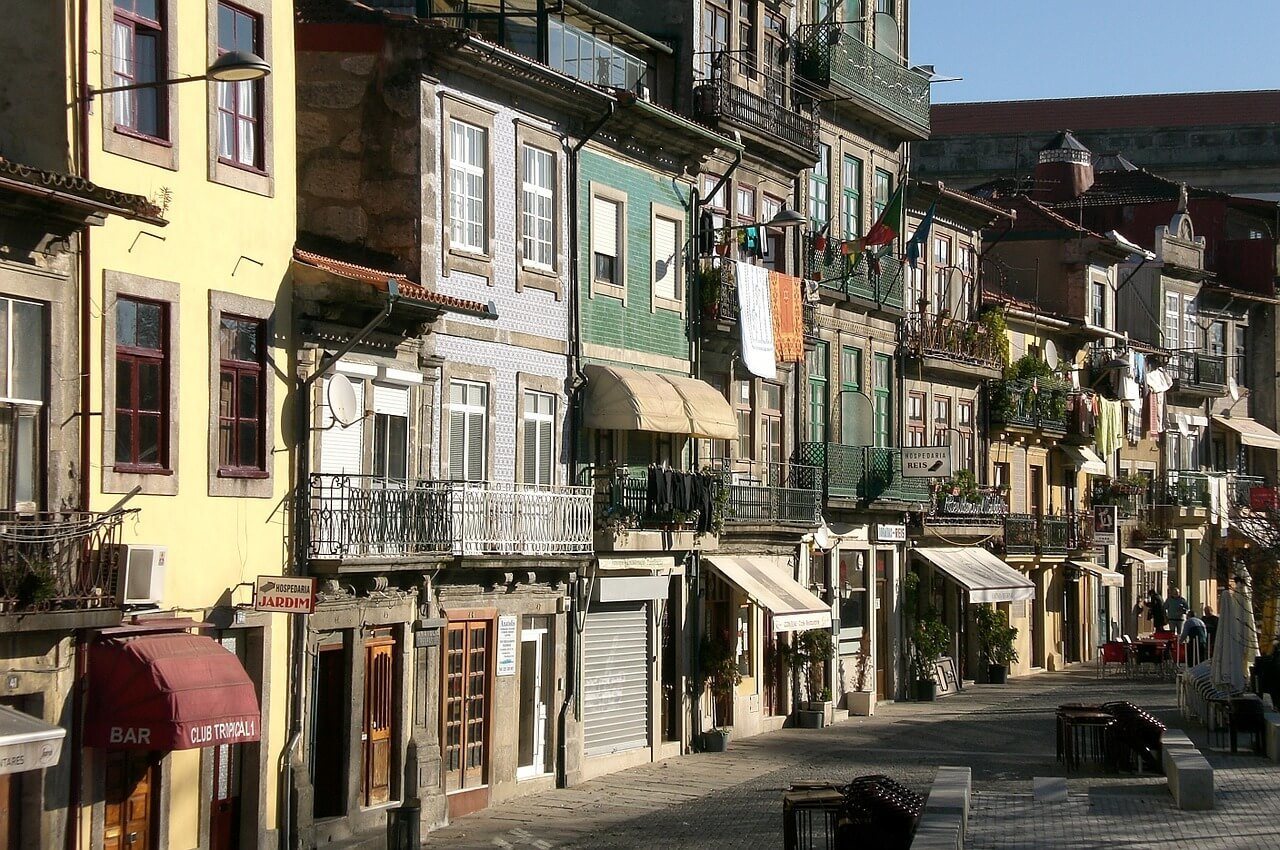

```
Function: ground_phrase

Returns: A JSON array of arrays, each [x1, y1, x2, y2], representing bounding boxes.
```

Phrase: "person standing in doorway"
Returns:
[[1165, 587, 1189, 637]]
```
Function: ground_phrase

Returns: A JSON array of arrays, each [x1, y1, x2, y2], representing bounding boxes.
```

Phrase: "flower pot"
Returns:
[[987, 663, 1008, 685], [701, 729, 730, 752], [914, 679, 937, 702], [845, 690, 875, 717], [796, 709, 826, 728]]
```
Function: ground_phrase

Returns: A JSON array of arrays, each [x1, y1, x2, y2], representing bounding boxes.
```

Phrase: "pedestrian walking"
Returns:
[[1165, 587, 1189, 636]]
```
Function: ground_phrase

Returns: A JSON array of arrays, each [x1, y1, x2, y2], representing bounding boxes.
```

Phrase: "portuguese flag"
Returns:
[[862, 183, 904, 248]]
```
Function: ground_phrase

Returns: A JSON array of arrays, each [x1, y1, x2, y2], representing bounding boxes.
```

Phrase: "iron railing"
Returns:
[[1228, 473, 1267, 505], [1090, 477, 1153, 520], [796, 443, 930, 504], [1169, 353, 1227, 393], [987, 378, 1070, 432], [806, 249, 905, 311], [722, 459, 822, 525], [1155, 470, 1222, 509], [693, 76, 818, 154], [1002, 513, 1091, 556], [926, 487, 1008, 526], [898, 314, 1003, 370], [0, 510, 133, 612], [795, 23, 931, 136], [307, 474, 592, 559]]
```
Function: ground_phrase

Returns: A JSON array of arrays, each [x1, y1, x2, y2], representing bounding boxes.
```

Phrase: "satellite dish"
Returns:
[[327, 374, 359, 426], [1227, 376, 1240, 401], [1043, 339, 1059, 369]]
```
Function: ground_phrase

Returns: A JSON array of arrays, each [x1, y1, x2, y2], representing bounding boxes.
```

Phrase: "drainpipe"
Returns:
[[560, 101, 614, 789], [281, 283, 401, 850]]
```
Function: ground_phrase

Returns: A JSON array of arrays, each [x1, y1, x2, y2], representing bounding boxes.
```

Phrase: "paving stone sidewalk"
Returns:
[[425, 667, 1280, 849]]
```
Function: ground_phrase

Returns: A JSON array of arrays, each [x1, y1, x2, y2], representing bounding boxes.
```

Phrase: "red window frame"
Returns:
[[114, 297, 169, 472], [112, 0, 169, 142], [217, 315, 267, 477], [216, 2, 265, 172]]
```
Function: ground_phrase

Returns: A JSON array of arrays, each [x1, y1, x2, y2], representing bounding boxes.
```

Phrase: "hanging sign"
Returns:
[[1093, 505, 1119, 546], [495, 615, 518, 677], [901, 446, 952, 478], [874, 524, 907, 542], [253, 576, 316, 614]]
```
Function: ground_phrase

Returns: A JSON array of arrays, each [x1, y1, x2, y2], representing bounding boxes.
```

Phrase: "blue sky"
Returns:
[[911, 1, 1280, 104]]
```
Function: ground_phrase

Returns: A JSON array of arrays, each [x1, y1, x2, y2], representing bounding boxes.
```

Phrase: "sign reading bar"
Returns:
[[496, 615, 518, 677], [1093, 505, 1118, 546], [901, 446, 952, 478], [254, 576, 317, 614]]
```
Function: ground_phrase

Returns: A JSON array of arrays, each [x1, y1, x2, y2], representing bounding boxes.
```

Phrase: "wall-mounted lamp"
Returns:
[[83, 50, 271, 99]]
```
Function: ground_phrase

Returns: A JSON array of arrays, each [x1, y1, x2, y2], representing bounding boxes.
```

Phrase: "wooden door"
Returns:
[[362, 637, 395, 807], [442, 620, 490, 794], [104, 751, 157, 850], [209, 743, 241, 850], [0, 772, 18, 850]]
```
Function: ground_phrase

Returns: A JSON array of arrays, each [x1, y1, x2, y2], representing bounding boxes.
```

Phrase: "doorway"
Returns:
[[516, 621, 550, 779], [103, 750, 159, 850], [1064, 578, 1081, 663], [443, 618, 491, 817], [875, 551, 890, 700], [362, 632, 396, 807], [0, 771, 18, 850], [210, 634, 247, 850], [310, 641, 346, 819]]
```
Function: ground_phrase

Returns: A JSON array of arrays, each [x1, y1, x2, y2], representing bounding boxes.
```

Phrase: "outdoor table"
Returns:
[[1058, 710, 1117, 771]]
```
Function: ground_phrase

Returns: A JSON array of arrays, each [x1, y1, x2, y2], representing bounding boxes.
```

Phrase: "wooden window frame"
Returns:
[[111, 0, 170, 143], [216, 314, 267, 478], [932, 395, 951, 448], [807, 341, 829, 445], [515, 122, 562, 296], [447, 378, 489, 482], [588, 182, 628, 302], [809, 143, 831, 231], [214, 2, 266, 173], [906, 390, 926, 448], [114, 296, 171, 473], [440, 96, 497, 279], [841, 153, 863, 239]]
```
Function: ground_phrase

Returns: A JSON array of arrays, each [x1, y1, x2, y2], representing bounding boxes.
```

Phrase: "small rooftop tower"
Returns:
[[1033, 130, 1094, 202]]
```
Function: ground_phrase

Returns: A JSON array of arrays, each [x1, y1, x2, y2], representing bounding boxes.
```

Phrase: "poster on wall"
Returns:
[[1093, 505, 1118, 546], [496, 615, 518, 677]]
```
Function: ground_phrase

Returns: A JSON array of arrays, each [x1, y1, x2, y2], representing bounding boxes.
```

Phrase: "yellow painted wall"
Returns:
[[73, 1, 295, 846]]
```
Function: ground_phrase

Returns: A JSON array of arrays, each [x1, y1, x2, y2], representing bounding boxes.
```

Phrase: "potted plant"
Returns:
[[844, 650, 875, 717], [697, 630, 742, 751], [975, 605, 1019, 685], [911, 611, 951, 701], [785, 629, 835, 727]]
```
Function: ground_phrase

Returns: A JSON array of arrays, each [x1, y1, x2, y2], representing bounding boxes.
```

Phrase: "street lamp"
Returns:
[[84, 50, 271, 99]]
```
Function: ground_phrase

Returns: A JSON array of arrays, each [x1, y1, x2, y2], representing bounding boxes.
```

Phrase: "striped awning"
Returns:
[[705, 555, 831, 632]]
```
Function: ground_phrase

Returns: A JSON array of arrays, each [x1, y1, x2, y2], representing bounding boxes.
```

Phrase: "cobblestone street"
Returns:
[[426, 667, 1280, 849]]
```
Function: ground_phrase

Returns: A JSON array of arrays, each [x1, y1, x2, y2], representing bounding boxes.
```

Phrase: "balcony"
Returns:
[[805, 248, 906, 312], [722, 459, 823, 526], [692, 76, 818, 167], [307, 474, 593, 564], [988, 378, 1070, 435], [1154, 470, 1217, 509], [794, 23, 930, 140], [924, 486, 1009, 528], [1168, 353, 1227, 398], [1090, 476, 1153, 520], [1002, 514, 1091, 557], [0, 510, 132, 620], [898, 314, 1004, 379], [796, 443, 930, 505]]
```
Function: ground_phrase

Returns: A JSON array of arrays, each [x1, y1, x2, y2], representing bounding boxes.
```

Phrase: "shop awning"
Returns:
[[1069, 560, 1125, 588], [1121, 548, 1167, 569], [1059, 444, 1108, 475], [582, 364, 689, 435], [1212, 416, 1280, 451], [705, 555, 831, 632], [914, 547, 1036, 604], [0, 706, 65, 776], [85, 632, 261, 750], [661, 374, 737, 439]]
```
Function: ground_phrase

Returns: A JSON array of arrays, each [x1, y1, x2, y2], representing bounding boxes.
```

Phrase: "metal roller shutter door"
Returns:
[[582, 603, 650, 757]]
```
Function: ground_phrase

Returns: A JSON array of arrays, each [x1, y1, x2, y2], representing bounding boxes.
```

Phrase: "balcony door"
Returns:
[[0, 297, 47, 512]]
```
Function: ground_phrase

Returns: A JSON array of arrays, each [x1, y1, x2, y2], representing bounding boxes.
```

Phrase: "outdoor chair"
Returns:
[[1097, 641, 1130, 678]]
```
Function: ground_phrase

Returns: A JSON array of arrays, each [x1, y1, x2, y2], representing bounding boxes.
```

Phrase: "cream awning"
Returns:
[[1121, 548, 1167, 569], [1069, 560, 1125, 588], [914, 547, 1036, 604], [1212, 416, 1280, 451], [662, 374, 737, 440], [705, 555, 831, 632], [582, 364, 735, 439], [1060, 445, 1108, 475]]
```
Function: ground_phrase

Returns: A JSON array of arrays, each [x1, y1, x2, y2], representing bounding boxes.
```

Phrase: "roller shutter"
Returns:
[[582, 603, 650, 756]]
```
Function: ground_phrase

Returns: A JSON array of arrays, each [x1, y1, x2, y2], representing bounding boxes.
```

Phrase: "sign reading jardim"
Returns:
[[254, 575, 317, 614], [901, 446, 952, 478]]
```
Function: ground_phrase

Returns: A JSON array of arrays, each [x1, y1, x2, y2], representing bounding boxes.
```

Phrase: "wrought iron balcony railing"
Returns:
[[1169, 353, 1227, 394], [0, 510, 133, 612], [722, 459, 822, 525], [805, 248, 905, 311], [1090, 477, 1153, 520], [925, 487, 1009, 527], [987, 378, 1070, 433], [796, 443, 930, 505], [1154, 470, 1222, 509], [308, 474, 592, 560], [795, 23, 931, 138], [898, 314, 1003, 371], [693, 76, 818, 155], [1002, 513, 1091, 556]]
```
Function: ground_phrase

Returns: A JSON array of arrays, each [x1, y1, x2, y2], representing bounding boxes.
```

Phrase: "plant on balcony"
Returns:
[[2, 559, 58, 609], [940, 469, 983, 503], [697, 630, 743, 750], [1130, 518, 1167, 544], [1108, 473, 1148, 496], [597, 502, 639, 537], [978, 307, 1011, 367], [975, 605, 1019, 685], [697, 263, 725, 318]]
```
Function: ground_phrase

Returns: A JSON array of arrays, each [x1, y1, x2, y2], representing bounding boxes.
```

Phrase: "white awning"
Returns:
[[914, 547, 1036, 604], [1212, 416, 1280, 451], [581, 364, 736, 439], [1060, 445, 1108, 475], [1121, 548, 1167, 569], [1069, 560, 1125, 588], [0, 706, 65, 776], [705, 555, 831, 632]]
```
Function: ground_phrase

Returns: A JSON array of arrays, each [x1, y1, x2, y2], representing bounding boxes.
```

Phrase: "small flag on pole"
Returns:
[[906, 201, 937, 270]]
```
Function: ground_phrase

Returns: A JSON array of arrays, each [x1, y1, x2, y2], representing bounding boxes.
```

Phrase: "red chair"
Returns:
[[1098, 642, 1130, 678]]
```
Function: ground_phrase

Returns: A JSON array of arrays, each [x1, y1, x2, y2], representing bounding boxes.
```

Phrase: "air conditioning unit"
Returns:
[[115, 545, 167, 606]]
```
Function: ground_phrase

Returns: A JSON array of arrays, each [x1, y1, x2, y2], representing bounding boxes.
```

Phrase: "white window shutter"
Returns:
[[653, 216, 678, 301], [592, 197, 618, 257], [523, 419, 538, 484]]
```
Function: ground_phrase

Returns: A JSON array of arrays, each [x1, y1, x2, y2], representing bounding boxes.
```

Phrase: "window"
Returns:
[[216, 3, 264, 170], [809, 144, 831, 230], [735, 186, 755, 262], [734, 379, 752, 460], [807, 342, 828, 444], [762, 11, 786, 103], [906, 262, 924, 312], [449, 119, 488, 253], [840, 346, 862, 445], [838, 550, 867, 635], [448, 380, 487, 481], [1208, 321, 1226, 356], [591, 194, 622, 287], [701, 2, 730, 78], [872, 354, 891, 448], [0, 298, 47, 510], [841, 155, 862, 239], [907, 391, 926, 447], [761, 382, 783, 468], [873, 169, 893, 232], [761, 194, 786, 269], [933, 396, 951, 448], [1183, 294, 1198, 352], [652, 213, 682, 306], [217, 316, 266, 475], [931, 235, 951, 314], [737, 1, 755, 77], [993, 462, 1010, 507], [115, 297, 168, 469], [957, 400, 974, 472], [373, 409, 408, 483], [521, 144, 555, 269], [112, 0, 167, 139], [522, 390, 555, 486], [1234, 327, 1247, 384], [1163, 292, 1180, 349], [876, 0, 894, 16], [1091, 279, 1106, 327]]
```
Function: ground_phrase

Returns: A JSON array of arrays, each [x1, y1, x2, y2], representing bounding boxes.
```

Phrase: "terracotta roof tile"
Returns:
[[292, 248, 495, 316], [0, 156, 165, 222]]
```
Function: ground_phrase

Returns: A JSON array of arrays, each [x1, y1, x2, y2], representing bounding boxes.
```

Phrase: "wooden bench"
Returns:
[[912, 766, 970, 849]]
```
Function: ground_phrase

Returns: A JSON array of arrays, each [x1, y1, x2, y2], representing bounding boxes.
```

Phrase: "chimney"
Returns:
[[1032, 130, 1094, 202]]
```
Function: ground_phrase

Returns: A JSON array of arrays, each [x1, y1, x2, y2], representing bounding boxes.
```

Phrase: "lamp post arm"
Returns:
[[86, 73, 212, 99]]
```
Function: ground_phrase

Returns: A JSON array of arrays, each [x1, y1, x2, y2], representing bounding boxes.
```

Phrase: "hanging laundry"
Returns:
[[1125, 396, 1143, 445], [1119, 374, 1141, 401], [1143, 391, 1165, 437], [1146, 368, 1173, 394], [1095, 398, 1124, 457]]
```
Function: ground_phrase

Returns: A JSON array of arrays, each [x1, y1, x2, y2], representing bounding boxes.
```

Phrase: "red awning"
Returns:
[[85, 632, 261, 750]]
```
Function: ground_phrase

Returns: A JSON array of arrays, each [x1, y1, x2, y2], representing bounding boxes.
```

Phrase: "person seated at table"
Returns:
[[1181, 614, 1208, 662]]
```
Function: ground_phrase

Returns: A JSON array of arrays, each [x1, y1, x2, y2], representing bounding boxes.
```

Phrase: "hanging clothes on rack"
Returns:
[[1095, 398, 1124, 457]]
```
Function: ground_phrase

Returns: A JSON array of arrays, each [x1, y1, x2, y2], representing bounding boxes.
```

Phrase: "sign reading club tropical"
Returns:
[[254, 575, 318, 613]]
